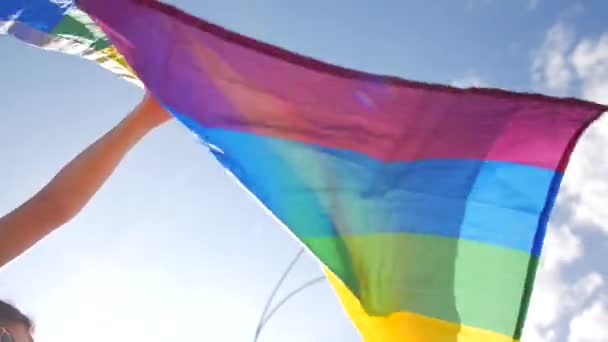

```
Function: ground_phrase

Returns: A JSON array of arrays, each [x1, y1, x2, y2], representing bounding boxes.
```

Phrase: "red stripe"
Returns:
[[132, 0, 604, 108], [80, 0, 607, 171]]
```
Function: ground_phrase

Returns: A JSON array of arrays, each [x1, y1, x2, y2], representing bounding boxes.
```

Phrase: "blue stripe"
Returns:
[[173, 111, 561, 255], [0, 0, 72, 33]]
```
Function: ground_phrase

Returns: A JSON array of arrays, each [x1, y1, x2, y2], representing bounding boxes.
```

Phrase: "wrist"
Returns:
[[130, 95, 171, 129], [119, 108, 157, 138]]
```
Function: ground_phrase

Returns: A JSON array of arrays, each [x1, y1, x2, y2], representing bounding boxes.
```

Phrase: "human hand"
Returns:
[[129, 91, 172, 130]]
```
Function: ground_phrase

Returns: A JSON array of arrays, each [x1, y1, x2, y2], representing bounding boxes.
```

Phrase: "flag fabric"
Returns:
[[2, 1, 607, 341], [0, 0, 138, 84]]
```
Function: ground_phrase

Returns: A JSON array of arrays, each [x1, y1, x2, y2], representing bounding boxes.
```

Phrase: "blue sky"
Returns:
[[1, 0, 607, 341]]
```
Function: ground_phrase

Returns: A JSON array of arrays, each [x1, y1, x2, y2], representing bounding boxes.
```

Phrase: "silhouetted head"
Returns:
[[0, 300, 33, 342]]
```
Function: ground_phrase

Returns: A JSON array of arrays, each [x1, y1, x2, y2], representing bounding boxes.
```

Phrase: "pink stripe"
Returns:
[[80, 0, 606, 170]]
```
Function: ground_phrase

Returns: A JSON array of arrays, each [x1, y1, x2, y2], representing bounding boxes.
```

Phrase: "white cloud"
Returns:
[[530, 13, 608, 233], [540, 224, 583, 272], [561, 115, 608, 234], [532, 21, 575, 94], [450, 74, 487, 88], [531, 7, 607, 105], [526, 13, 608, 342], [571, 33, 608, 104], [525, 256, 603, 341], [556, 31, 608, 237], [569, 299, 608, 342], [523, 220, 605, 342]]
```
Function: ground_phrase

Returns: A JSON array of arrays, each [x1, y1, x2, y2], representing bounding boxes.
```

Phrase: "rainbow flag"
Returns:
[[0, 0, 138, 84], [2, 1, 606, 341]]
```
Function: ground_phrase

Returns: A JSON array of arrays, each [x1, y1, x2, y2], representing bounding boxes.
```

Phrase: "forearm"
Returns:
[[0, 96, 168, 268], [41, 109, 156, 221]]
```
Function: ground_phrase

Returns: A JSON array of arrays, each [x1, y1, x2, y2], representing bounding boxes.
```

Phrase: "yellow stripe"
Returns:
[[42, 37, 140, 85], [8, 21, 143, 87], [89, 47, 142, 86], [325, 269, 517, 342]]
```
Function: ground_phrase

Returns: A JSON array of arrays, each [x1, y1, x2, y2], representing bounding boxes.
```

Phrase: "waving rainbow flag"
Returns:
[[2, 1, 606, 341]]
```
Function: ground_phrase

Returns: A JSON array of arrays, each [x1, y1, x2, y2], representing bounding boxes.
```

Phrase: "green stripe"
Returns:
[[303, 233, 537, 338], [50, 8, 110, 51], [513, 257, 540, 339]]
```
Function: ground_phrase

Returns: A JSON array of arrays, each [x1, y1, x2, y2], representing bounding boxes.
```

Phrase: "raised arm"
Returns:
[[0, 93, 171, 268]]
